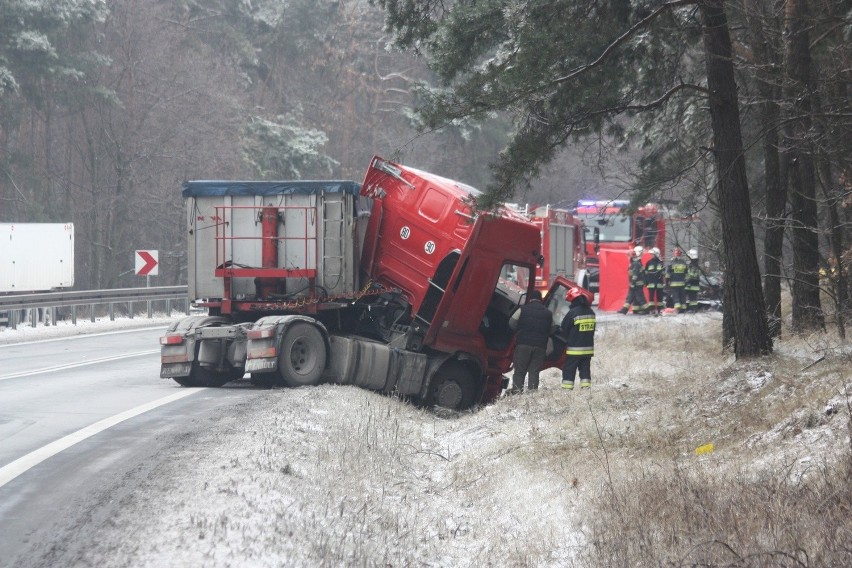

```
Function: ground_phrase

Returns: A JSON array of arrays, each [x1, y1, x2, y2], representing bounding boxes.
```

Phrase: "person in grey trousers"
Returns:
[[507, 289, 554, 393]]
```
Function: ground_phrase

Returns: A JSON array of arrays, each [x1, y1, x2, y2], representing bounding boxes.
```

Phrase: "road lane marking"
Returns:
[[0, 389, 202, 488], [0, 350, 160, 381]]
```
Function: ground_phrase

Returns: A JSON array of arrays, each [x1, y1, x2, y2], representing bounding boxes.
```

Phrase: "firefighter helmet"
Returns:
[[565, 286, 584, 303], [651, 247, 661, 257], [633, 245, 644, 257], [673, 247, 683, 257], [688, 248, 698, 260]]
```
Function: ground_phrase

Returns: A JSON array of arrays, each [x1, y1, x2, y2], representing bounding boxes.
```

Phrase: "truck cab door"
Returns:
[[540, 276, 591, 370]]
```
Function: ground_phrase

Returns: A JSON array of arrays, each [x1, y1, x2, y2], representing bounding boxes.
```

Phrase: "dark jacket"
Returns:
[[560, 298, 596, 356], [644, 256, 665, 288], [512, 300, 553, 348], [667, 257, 688, 287], [686, 260, 701, 290], [628, 257, 645, 286]]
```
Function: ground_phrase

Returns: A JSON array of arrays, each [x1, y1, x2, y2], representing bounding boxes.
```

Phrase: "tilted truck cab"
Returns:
[[160, 156, 565, 410]]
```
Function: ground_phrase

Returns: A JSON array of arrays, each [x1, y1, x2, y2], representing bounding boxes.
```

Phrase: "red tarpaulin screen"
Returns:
[[597, 249, 628, 311], [597, 250, 651, 312]]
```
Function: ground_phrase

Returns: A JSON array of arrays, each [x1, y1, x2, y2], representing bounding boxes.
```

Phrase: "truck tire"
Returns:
[[172, 376, 204, 387], [180, 361, 236, 388], [429, 362, 477, 411], [250, 373, 279, 388], [278, 322, 327, 387]]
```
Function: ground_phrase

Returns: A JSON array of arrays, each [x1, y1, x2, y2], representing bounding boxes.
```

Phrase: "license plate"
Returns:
[[161, 363, 192, 378], [245, 358, 277, 373]]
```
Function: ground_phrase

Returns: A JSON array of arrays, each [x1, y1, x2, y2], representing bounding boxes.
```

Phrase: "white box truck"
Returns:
[[0, 223, 75, 293]]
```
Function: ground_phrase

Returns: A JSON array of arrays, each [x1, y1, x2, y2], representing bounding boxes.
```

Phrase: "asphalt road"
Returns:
[[0, 328, 261, 567]]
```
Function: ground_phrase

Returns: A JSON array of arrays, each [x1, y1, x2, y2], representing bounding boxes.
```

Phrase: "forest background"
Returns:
[[1, 0, 850, 343], [0, 0, 616, 290]]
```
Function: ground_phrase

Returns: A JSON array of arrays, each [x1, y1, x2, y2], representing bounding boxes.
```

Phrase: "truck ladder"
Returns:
[[321, 198, 346, 291]]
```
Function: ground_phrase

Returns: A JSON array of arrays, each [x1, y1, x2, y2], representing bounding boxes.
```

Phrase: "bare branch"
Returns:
[[587, 82, 710, 117], [551, 0, 699, 87]]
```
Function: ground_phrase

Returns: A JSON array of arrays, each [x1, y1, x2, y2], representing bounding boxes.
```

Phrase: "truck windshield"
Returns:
[[576, 213, 632, 243]]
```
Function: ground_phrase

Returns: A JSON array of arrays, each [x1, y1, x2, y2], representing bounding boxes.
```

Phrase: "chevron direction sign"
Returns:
[[135, 250, 159, 276]]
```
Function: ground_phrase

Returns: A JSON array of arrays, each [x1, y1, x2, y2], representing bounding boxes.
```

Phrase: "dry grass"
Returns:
[[573, 314, 852, 568], [63, 312, 851, 567]]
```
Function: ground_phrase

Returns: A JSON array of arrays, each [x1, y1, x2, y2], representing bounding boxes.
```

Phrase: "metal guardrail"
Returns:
[[0, 286, 190, 329]]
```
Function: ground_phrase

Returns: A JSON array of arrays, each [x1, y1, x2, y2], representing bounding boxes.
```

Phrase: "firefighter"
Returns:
[[685, 248, 701, 312], [644, 246, 665, 315], [507, 289, 554, 393], [618, 245, 649, 314], [560, 286, 596, 390], [667, 247, 688, 312]]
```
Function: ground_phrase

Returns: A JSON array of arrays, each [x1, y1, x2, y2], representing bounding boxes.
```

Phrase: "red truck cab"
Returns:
[[361, 157, 545, 403]]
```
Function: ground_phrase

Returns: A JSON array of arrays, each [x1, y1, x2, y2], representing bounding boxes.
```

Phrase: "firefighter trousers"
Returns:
[[562, 355, 592, 384]]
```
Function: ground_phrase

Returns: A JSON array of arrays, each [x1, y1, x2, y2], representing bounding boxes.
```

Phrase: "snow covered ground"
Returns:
[[3, 312, 850, 566], [0, 315, 176, 345]]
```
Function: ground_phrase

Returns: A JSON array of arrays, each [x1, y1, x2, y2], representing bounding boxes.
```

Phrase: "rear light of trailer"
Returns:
[[247, 328, 276, 340], [160, 334, 184, 345], [162, 353, 190, 363], [247, 346, 277, 359]]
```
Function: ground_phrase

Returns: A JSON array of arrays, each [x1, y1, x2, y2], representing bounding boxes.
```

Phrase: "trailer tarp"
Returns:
[[182, 180, 361, 198]]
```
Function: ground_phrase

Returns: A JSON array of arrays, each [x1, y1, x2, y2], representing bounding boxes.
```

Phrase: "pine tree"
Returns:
[[376, 0, 773, 356]]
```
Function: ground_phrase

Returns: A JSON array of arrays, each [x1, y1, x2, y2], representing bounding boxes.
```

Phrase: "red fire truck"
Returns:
[[160, 157, 586, 410], [513, 205, 588, 293], [573, 200, 666, 296]]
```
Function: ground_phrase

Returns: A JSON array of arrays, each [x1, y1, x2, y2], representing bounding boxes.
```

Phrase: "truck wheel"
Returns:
[[278, 322, 327, 387], [189, 360, 232, 387], [172, 376, 204, 387], [429, 362, 477, 411], [250, 373, 279, 388], [202, 371, 232, 388]]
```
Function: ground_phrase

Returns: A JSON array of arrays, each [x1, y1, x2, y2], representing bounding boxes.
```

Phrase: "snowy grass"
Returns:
[[10, 310, 852, 566], [578, 315, 852, 567]]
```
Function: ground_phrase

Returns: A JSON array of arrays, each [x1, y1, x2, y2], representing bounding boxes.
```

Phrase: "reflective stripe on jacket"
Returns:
[[560, 304, 596, 357], [667, 258, 688, 286], [628, 258, 645, 286], [686, 262, 701, 290], [644, 257, 665, 288]]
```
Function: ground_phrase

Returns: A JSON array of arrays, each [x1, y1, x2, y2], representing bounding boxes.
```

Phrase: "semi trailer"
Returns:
[[160, 157, 583, 410]]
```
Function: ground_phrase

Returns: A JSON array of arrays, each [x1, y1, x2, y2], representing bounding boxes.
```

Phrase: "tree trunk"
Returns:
[[743, 0, 786, 337], [817, 157, 847, 339], [783, 0, 824, 332], [700, 0, 772, 357]]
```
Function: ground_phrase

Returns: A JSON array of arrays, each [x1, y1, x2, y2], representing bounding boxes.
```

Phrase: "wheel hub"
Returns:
[[436, 381, 463, 409]]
